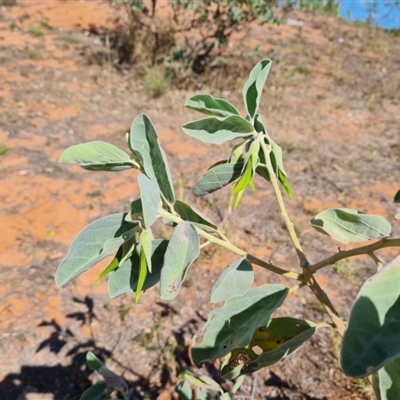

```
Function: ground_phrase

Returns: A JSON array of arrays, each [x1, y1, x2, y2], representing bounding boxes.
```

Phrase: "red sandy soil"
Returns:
[[0, 1, 399, 399]]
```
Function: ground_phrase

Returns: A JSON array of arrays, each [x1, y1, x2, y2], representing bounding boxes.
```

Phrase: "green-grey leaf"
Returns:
[[80, 382, 108, 400], [243, 59, 272, 120], [193, 161, 244, 196], [373, 358, 400, 400], [98, 366, 127, 390], [139, 228, 153, 272], [56, 214, 138, 287], [175, 381, 192, 400], [173, 200, 217, 232], [310, 208, 391, 244], [341, 256, 400, 378], [182, 116, 254, 145], [59, 141, 135, 171], [223, 318, 316, 377], [160, 221, 200, 300], [255, 118, 293, 199], [210, 256, 254, 303], [185, 94, 240, 118], [108, 240, 168, 298], [191, 284, 288, 366], [138, 173, 161, 228], [126, 198, 144, 226], [394, 190, 400, 203], [130, 114, 175, 204], [181, 371, 223, 393], [86, 351, 104, 371], [278, 169, 294, 200]]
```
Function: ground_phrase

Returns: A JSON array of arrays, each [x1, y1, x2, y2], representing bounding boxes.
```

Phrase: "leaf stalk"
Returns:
[[259, 136, 309, 269]]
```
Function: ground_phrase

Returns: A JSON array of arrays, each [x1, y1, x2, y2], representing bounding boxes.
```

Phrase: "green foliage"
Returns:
[[243, 59, 272, 121], [55, 213, 138, 287], [143, 65, 171, 98], [59, 141, 137, 171], [57, 58, 400, 399], [373, 357, 400, 400], [341, 257, 400, 378], [108, 239, 168, 298], [80, 352, 129, 400], [0, 143, 10, 156], [182, 115, 254, 145], [222, 318, 316, 378], [192, 284, 288, 366], [40, 20, 53, 30], [129, 114, 175, 204], [310, 208, 392, 244], [160, 221, 200, 300], [210, 256, 254, 303], [185, 94, 240, 118], [29, 27, 44, 37], [193, 161, 243, 196]]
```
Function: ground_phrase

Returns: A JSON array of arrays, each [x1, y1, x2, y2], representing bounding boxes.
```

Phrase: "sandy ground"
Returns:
[[0, 1, 399, 399]]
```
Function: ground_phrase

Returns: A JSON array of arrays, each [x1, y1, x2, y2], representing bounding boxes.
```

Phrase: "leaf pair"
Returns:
[[254, 116, 293, 199], [59, 114, 175, 207], [192, 284, 289, 367], [184, 59, 293, 205], [55, 213, 139, 287], [193, 257, 315, 377], [183, 59, 272, 144]]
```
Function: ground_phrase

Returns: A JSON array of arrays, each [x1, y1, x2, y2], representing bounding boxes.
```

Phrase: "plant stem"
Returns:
[[158, 208, 302, 281], [308, 238, 400, 274], [259, 136, 346, 334], [302, 272, 345, 336], [259, 137, 309, 268]]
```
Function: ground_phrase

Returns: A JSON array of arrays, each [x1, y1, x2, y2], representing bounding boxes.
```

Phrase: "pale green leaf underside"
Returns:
[[243, 59, 272, 120], [193, 161, 243, 196], [180, 371, 223, 393], [59, 141, 135, 171], [175, 381, 192, 399], [160, 221, 200, 300], [373, 357, 400, 400], [56, 213, 137, 287], [185, 94, 240, 118], [192, 284, 288, 366], [210, 256, 254, 303], [310, 208, 391, 244], [341, 257, 400, 378], [108, 240, 168, 298], [182, 115, 254, 145], [138, 173, 161, 228], [130, 113, 175, 204]]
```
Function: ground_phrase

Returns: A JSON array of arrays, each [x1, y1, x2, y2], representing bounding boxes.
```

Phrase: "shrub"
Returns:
[[143, 65, 171, 98], [110, 0, 338, 77], [56, 59, 400, 399]]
